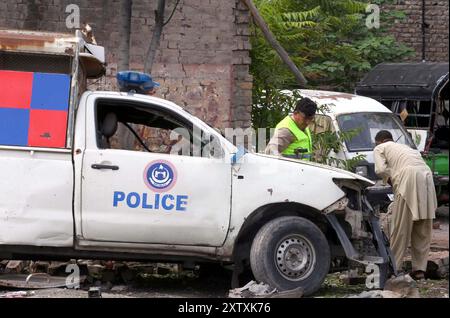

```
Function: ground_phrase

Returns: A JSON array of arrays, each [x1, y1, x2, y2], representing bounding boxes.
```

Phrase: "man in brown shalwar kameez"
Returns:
[[374, 130, 437, 280]]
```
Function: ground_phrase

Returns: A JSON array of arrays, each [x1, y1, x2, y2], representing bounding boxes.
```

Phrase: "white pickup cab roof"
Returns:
[[84, 91, 238, 154], [282, 89, 392, 117]]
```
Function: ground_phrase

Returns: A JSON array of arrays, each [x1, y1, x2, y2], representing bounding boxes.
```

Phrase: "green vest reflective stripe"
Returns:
[[275, 115, 313, 160]]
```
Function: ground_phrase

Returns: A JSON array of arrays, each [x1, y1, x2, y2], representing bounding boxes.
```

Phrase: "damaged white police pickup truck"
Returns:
[[0, 29, 395, 296]]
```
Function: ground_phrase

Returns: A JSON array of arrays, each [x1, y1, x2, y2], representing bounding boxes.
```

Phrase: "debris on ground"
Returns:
[[110, 285, 128, 293], [346, 274, 420, 298], [0, 291, 35, 298], [267, 287, 304, 298], [228, 280, 304, 298], [347, 290, 403, 298], [0, 273, 84, 290], [228, 281, 277, 298], [383, 274, 420, 298], [403, 251, 449, 279], [435, 206, 449, 219], [433, 221, 441, 230], [416, 278, 450, 298], [426, 252, 449, 279], [0, 215, 447, 298], [339, 269, 366, 285], [88, 287, 102, 298]]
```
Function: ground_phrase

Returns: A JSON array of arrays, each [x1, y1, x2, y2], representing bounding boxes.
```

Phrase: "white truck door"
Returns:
[[79, 95, 231, 246]]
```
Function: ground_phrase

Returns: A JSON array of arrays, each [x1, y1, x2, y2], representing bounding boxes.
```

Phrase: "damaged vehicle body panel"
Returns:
[[224, 153, 394, 291], [0, 148, 74, 247], [325, 180, 396, 284], [1, 29, 395, 296], [0, 90, 396, 294]]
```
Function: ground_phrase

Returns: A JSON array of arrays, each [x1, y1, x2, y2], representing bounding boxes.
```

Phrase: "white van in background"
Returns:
[[280, 89, 416, 211], [297, 90, 416, 179]]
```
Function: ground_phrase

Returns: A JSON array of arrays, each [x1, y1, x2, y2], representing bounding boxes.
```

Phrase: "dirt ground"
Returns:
[[0, 269, 447, 298], [1, 213, 448, 299]]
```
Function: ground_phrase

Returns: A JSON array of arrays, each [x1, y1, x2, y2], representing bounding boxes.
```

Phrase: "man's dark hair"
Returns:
[[375, 130, 393, 143], [294, 97, 317, 117]]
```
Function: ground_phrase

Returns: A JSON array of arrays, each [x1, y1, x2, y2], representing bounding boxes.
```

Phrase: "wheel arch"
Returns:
[[232, 202, 337, 263]]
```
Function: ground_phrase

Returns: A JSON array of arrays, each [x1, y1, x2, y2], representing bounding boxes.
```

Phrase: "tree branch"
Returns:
[[144, 0, 166, 74], [163, 0, 181, 27], [241, 0, 308, 87], [117, 0, 132, 71]]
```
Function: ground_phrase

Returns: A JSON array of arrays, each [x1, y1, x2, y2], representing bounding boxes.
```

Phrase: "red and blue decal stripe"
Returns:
[[0, 70, 71, 148]]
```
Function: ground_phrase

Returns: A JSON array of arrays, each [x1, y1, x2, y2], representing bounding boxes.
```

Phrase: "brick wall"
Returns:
[[382, 0, 449, 62], [0, 0, 253, 129]]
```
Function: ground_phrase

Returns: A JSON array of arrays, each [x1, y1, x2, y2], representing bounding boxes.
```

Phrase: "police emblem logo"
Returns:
[[143, 160, 177, 192]]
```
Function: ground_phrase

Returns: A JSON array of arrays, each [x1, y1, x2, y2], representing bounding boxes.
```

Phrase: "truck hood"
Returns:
[[253, 153, 375, 187]]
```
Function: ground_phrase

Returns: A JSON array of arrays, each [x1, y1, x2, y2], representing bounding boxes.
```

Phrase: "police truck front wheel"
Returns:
[[250, 216, 330, 296]]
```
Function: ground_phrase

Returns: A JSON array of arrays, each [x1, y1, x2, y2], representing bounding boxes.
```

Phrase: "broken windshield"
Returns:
[[337, 112, 415, 152]]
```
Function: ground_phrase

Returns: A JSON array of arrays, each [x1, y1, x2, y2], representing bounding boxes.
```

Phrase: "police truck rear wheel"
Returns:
[[250, 216, 330, 296]]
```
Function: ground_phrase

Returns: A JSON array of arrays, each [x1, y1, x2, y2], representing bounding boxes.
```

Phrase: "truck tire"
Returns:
[[250, 216, 330, 296]]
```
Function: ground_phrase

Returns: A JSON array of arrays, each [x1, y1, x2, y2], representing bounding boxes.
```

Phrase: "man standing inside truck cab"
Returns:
[[374, 130, 437, 280], [265, 98, 317, 160]]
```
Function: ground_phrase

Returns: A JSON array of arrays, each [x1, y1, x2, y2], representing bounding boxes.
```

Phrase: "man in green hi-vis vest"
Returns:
[[265, 98, 318, 160]]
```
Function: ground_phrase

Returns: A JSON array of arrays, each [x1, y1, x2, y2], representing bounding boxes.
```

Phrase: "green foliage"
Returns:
[[311, 103, 366, 170], [255, 90, 366, 171], [283, 6, 321, 27], [252, 88, 301, 130], [250, 0, 411, 169], [313, 129, 366, 171], [250, 0, 414, 92]]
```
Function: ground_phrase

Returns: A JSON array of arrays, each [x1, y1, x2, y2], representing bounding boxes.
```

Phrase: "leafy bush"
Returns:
[[255, 90, 366, 171], [250, 0, 411, 169], [250, 0, 414, 91]]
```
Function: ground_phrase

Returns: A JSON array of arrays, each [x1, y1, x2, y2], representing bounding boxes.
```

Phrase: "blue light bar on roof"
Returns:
[[117, 71, 160, 94]]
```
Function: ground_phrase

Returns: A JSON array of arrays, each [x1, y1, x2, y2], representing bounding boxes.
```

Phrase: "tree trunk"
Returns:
[[117, 0, 132, 72], [116, 0, 135, 149], [144, 0, 166, 74], [241, 0, 308, 87]]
